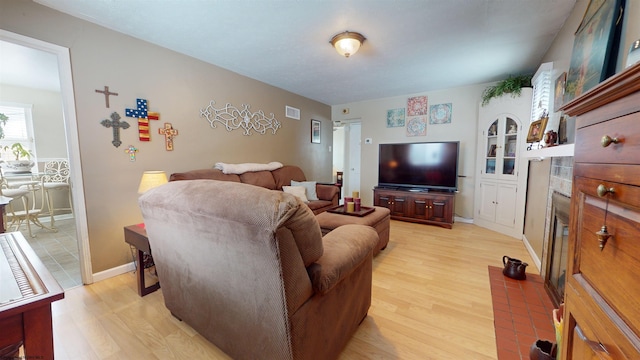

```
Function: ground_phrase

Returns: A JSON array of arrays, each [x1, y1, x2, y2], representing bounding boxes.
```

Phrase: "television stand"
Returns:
[[373, 188, 454, 229]]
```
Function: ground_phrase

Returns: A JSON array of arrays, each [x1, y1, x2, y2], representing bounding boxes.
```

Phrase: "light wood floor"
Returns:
[[50, 220, 536, 359]]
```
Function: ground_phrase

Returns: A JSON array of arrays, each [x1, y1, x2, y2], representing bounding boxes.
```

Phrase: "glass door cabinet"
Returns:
[[482, 116, 519, 179]]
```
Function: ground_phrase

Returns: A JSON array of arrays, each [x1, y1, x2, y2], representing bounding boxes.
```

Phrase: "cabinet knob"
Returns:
[[596, 184, 615, 197], [601, 135, 620, 147]]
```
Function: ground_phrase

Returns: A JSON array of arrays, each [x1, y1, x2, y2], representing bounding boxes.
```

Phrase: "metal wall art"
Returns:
[[200, 100, 281, 135], [101, 112, 130, 148], [95, 85, 118, 108]]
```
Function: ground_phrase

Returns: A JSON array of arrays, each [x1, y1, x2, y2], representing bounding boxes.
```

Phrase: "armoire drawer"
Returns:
[[564, 281, 638, 359], [574, 112, 640, 165], [572, 177, 640, 337]]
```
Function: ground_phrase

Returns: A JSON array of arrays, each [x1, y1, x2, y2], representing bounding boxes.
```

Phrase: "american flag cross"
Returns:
[[125, 98, 160, 141]]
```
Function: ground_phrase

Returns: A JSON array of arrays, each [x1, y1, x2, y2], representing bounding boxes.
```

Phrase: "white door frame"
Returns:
[[344, 121, 361, 199], [1, 30, 93, 284]]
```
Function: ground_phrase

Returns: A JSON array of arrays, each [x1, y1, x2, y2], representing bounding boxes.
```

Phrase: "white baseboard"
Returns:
[[92, 262, 135, 283], [522, 234, 541, 272], [454, 216, 474, 224]]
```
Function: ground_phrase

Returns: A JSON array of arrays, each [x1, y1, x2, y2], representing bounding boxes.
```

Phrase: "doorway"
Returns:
[[333, 121, 361, 201], [0, 30, 91, 287]]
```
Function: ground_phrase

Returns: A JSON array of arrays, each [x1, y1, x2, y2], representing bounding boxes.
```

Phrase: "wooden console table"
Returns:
[[0, 231, 64, 359], [124, 224, 160, 297]]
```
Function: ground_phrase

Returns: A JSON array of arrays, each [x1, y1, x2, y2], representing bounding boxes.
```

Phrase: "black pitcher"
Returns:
[[503, 255, 528, 280]]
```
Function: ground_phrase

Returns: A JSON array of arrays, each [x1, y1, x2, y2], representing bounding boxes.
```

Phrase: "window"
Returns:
[[0, 102, 37, 166], [531, 62, 552, 122]]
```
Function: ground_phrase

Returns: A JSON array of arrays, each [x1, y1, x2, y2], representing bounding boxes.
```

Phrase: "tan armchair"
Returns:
[[139, 179, 378, 359]]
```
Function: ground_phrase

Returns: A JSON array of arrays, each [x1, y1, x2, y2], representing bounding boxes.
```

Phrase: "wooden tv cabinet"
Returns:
[[373, 187, 454, 229]]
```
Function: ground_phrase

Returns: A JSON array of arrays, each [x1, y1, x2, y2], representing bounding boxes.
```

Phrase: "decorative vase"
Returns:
[[529, 339, 556, 360], [502, 255, 528, 280]]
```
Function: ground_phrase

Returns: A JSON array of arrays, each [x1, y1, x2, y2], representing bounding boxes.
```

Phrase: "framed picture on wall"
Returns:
[[564, 0, 624, 103], [311, 119, 321, 143], [554, 72, 567, 112]]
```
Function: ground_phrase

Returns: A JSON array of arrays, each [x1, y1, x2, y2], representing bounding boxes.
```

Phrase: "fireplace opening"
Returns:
[[545, 192, 570, 307]]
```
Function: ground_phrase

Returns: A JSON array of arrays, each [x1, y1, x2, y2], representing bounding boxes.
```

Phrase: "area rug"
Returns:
[[488, 266, 556, 360]]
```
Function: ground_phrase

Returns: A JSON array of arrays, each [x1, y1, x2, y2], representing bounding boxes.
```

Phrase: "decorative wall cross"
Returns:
[[124, 145, 139, 161], [101, 112, 130, 148], [95, 86, 118, 108], [125, 98, 160, 141], [158, 123, 178, 151]]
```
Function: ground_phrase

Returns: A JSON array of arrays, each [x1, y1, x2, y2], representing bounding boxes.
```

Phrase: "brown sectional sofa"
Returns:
[[170, 165, 339, 214]]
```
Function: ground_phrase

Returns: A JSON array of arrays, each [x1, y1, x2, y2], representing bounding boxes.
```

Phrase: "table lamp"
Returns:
[[137, 170, 168, 194], [136, 171, 168, 229]]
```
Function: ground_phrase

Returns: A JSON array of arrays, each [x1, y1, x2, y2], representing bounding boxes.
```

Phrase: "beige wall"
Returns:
[[331, 84, 486, 219], [1, 0, 332, 273]]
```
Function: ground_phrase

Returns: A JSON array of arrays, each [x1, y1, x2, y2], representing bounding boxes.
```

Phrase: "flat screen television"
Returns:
[[378, 141, 459, 192]]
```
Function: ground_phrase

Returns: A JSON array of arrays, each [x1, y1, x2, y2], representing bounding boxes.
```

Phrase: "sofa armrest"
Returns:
[[316, 183, 339, 205], [307, 224, 378, 295]]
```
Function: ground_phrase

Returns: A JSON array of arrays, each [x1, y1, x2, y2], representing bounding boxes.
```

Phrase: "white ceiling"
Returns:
[[20, 1, 576, 105]]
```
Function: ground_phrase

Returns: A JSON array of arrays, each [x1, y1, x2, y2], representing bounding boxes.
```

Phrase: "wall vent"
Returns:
[[285, 106, 300, 120]]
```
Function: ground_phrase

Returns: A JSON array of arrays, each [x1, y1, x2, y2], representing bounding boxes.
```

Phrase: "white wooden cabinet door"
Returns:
[[477, 181, 497, 221], [495, 183, 517, 227]]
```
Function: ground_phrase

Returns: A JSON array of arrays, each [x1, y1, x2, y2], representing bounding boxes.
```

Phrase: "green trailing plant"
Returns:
[[481, 74, 533, 106]]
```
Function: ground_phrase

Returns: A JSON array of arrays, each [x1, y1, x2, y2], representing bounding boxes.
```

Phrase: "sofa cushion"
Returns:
[[291, 180, 318, 201], [279, 195, 324, 267], [272, 165, 306, 190], [283, 185, 309, 202], [169, 168, 240, 182], [239, 170, 276, 189]]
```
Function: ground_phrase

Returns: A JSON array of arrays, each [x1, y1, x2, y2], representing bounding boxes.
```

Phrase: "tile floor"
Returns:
[[489, 265, 558, 360], [20, 217, 82, 290]]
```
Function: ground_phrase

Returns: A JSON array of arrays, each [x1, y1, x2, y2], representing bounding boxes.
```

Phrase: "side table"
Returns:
[[124, 224, 160, 297]]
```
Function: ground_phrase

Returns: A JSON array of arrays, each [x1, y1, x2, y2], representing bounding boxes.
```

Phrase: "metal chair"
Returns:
[[41, 159, 72, 229], [1, 176, 53, 237]]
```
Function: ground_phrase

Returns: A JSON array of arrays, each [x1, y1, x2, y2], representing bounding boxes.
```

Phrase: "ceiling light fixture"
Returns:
[[330, 31, 366, 58]]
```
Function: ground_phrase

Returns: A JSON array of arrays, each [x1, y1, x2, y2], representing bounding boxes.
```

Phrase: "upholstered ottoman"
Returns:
[[316, 206, 390, 255]]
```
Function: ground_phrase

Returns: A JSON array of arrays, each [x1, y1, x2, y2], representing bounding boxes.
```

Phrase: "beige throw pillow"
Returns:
[[282, 185, 309, 202]]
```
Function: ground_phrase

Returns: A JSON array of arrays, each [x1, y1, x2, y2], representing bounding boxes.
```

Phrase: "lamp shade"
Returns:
[[330, 31, 366, 58], [138, 170, 168, 194]]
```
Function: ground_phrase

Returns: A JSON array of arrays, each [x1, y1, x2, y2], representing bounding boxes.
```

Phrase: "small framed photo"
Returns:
[[487, 144, 497, 157], [311, 119, 321, 143], [506, 141, 517, 157], [558, 115, 568, 144], [527, 117, 549, 143], [554, 72, 567, 112]]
